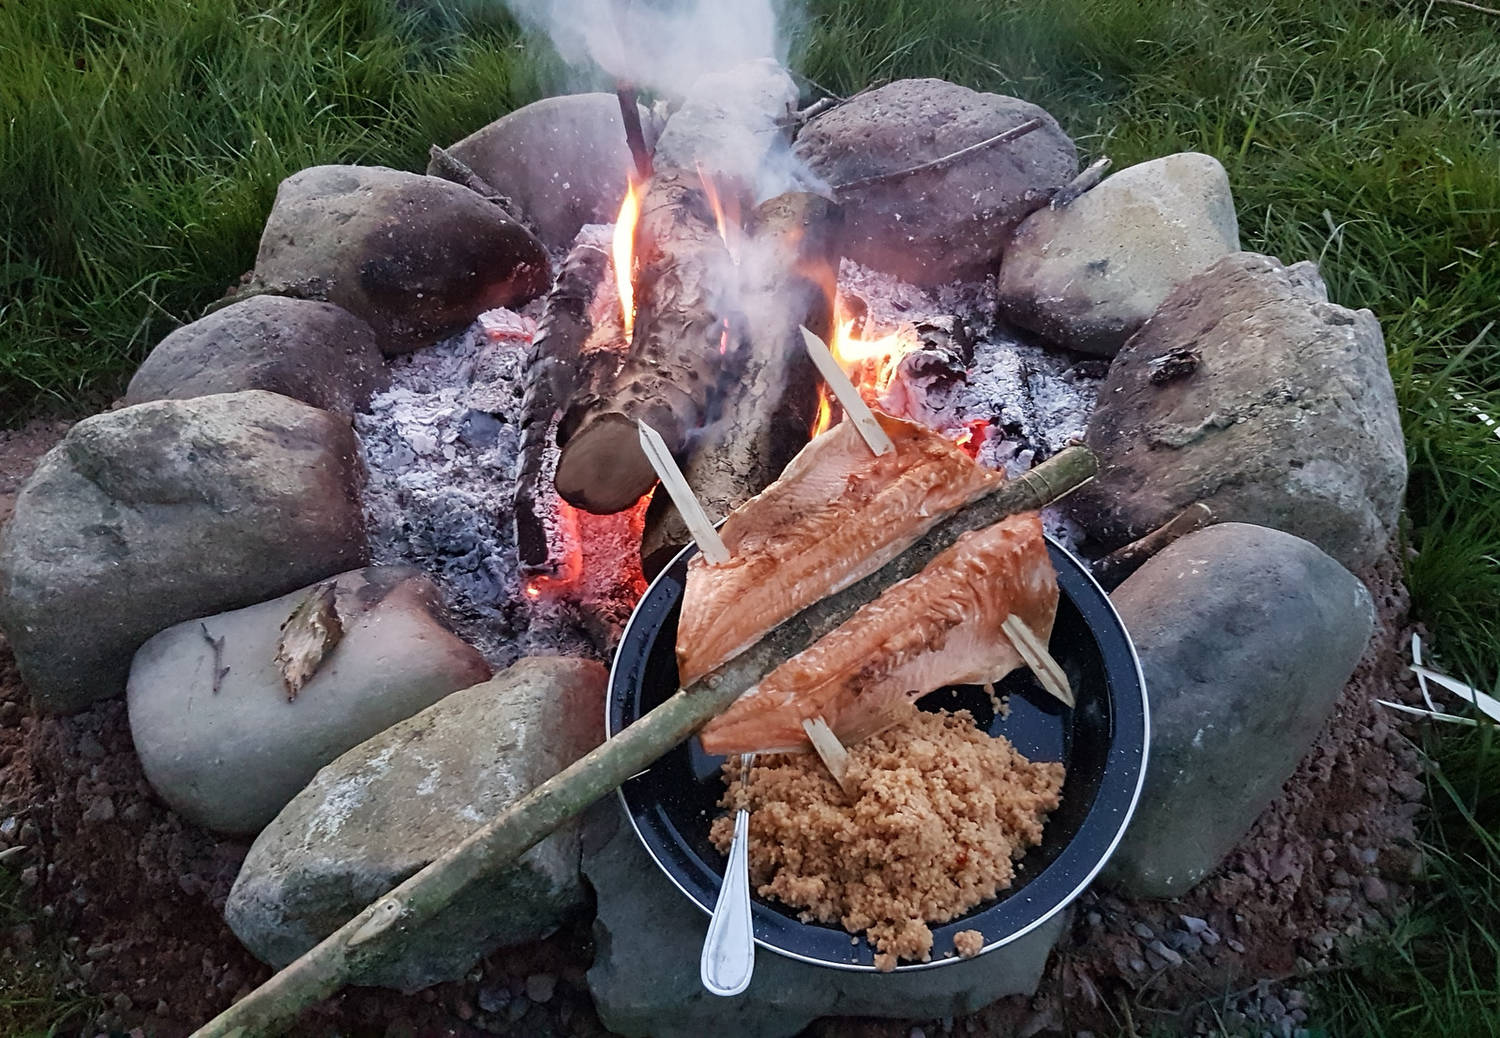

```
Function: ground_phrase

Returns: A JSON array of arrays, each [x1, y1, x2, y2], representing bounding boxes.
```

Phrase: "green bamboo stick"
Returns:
[[192, 444, 1096, 1038]]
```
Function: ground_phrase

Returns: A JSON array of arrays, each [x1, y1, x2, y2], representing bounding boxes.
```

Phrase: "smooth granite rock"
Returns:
[[1072, 252, 1406, 572], [127, 566, 492, 835], [0, 391, 366, 712], [997, 152, 1241, 356], [794, 78, 1076, 286], [125, 296, 387, 414], [583, 805, 1066, 1038], [1105, 523, 1375, 898], [431, 93, 658, 251], [251, 165, 550, 354], [225, 657, 605, 990]]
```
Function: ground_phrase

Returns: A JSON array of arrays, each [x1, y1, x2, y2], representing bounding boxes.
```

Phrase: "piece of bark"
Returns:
[[639, 192, 841, 575], [190, 444, 1097, 1038], [1092, 502, 1214, 590], [275, 583, 342, 701], [553, 169, 738, 513], [515, 243, 610, 570]]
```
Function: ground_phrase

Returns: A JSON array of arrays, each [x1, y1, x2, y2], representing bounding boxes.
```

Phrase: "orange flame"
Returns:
[[613, 179, 641, 341], [808, 299, 923, 438], [696, 164, 741, 262]]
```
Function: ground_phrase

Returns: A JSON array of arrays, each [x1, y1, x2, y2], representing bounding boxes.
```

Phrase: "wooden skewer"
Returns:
[[636, 420, 731, 566], [801, 716, 858, 796], [1001, 615, 1075, 708], [800, 325, 895, 457]]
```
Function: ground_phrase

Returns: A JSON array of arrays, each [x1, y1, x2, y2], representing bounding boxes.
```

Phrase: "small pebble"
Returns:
[[1324, 894, 1352, 916], [909, 1029, 927, 1038], [1330, 868, 1354, 887], [506, 996, 530, 1023], [1361, 875, 1389, 903], [1129, 957, 1146, 973], [82, 796, 116, 824], [525, 973, 557, 1004], [1131, 921, 1155, 940], [20, 865, 38, 888], [1147, 939, 1183, 967], [1227, 938, 1246, 954], [477, 986, 510, 1014], [78, 733, 107, 760], [1179, 914, 1209, 935]]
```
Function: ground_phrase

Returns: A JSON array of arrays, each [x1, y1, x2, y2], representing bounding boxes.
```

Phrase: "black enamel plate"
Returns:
[[606, 535, 1149, 971]]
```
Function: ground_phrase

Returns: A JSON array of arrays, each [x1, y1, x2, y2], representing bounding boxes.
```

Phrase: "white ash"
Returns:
[[355, 317, 644, 669], [354, 245, 1104, 667], [838, 260, 1100, 554]]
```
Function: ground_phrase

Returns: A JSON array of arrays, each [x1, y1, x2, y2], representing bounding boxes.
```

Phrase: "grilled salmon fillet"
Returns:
[[676, 413, 1003, 686], [697, 511, 1058, 756]]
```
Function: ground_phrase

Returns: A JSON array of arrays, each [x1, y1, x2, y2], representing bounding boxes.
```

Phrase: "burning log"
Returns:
[[640, 191, 841, 574], [553, 61, 800, 515], [190, 444, 1096, 1038], [514, 242, 611, 570], [553, 170, 737, 513]]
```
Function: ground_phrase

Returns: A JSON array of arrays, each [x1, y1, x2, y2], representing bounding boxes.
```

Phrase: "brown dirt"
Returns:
[[0, 417, 1426, 1036]]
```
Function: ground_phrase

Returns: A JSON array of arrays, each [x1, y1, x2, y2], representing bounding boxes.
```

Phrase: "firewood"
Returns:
[[553, 169, 738, 514], [640, 192, 840, 574], [554, 63, 799, 515], [190, 444, 1095, 1038], [1092, 502, 1214, 590], [515, 243, 610, 570]]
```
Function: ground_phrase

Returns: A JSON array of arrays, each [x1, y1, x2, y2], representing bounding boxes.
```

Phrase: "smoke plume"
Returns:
[[500, 0, 800, 100]]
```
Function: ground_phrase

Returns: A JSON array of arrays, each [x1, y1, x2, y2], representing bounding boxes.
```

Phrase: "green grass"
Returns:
[[0, 867, 97, 1036], [0, 0, 557, 419], [3, 0, 1499, 1033]]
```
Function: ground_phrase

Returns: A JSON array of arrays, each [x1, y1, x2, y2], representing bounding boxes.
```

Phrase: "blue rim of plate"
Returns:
[[606, 533, 1149, 971]]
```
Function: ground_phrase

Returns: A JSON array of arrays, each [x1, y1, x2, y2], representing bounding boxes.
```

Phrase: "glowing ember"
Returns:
[[612, 179, 641, 341]]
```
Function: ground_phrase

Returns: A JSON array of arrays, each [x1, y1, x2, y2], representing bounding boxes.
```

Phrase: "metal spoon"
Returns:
[[700, 752, 755, 996]]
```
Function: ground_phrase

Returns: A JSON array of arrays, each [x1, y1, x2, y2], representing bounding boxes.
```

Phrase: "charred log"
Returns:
[[640, 192, 841, 575], [553, 169, 738, 513], [514, 243, 609, 569], [552, 62, 800, 515]]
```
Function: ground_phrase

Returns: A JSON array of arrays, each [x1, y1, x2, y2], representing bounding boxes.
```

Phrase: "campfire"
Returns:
[[0, 0, 1415, 1026]]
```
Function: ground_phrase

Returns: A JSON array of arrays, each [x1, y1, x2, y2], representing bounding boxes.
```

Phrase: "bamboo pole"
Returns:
[[191, 444, 1097, 1038]]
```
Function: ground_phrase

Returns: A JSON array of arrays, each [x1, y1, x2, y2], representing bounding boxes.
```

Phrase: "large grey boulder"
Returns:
[[1072, 252, 1406, 572], [225, 656, 605, 991], [127, 566, 492, 835], [431, 93, 657, 251], [125, 296, 387, 414], [794, 78, 1076, 286], [1105, 523, 1374, 898], [584, 805, 1064, 1038], [997, 152, 1241, 356], [0, 391, 366, 713], [252, 165, 550, 355]]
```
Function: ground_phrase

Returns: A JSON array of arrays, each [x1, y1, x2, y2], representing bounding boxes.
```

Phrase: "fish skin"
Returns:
[[676, 413, 1003, 686], [698, 512, 1058, 756]]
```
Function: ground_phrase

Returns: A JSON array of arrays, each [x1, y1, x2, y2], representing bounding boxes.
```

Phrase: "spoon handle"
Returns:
[[700, 754, 756, 996]]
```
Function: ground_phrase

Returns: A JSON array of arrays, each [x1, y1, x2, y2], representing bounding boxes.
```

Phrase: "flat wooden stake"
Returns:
[[800, 325, 894, 457], [1001, 615, 1075, 708], [637, 420, 730, 565], [801, 716, 857, 796]]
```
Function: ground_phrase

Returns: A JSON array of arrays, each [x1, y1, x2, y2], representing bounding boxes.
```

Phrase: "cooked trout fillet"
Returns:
[[676, 413, 1003, 686], [698, 511, 1058, 756]]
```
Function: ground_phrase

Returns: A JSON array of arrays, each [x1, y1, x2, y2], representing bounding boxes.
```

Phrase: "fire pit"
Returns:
[[608, 533, 1147, 971]]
